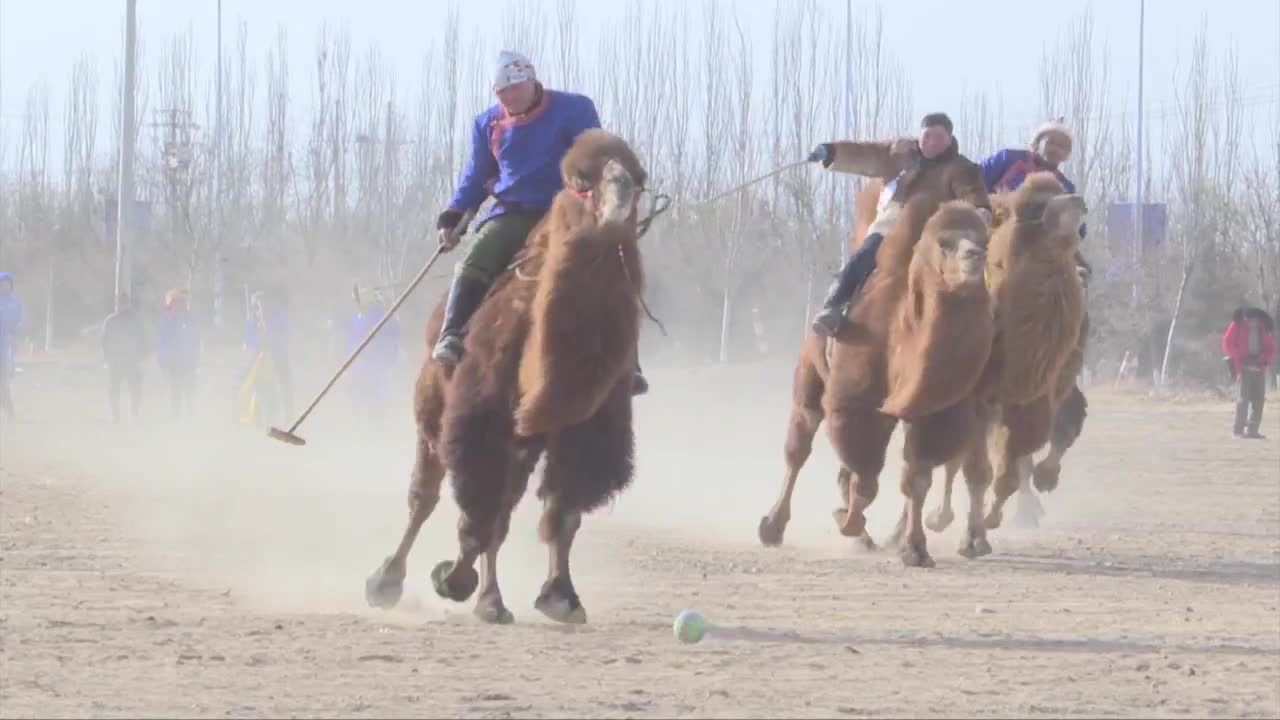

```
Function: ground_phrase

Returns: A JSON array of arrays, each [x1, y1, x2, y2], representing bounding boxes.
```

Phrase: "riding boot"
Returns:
[[812, 232, 884, 337], [431, 271, 491, 367]]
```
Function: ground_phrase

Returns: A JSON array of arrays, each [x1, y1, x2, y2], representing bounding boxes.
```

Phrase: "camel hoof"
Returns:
[[758, 514, 787, 548], [430, 561, 479, 603], [535, 577, 587, 625], [832, 508, 867, 538], [925, 507, 955, 533], [900, 543, 936, 569], [855, 532, 879, 553], [957, 535, 993, 559], [473, 593, 515, 625], [364, 556, 406, 609], [1032, 463, 1060, 493]]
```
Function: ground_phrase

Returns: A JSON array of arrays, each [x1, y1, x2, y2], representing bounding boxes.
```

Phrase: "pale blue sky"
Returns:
[[1, 0, 1277, 174]]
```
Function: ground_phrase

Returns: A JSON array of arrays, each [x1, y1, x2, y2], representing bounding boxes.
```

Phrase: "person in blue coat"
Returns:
[[0, 272, 23, 419], [157, 288, 201, 419], [981, 120, 1077, 195], [980, 119, 1092, 274], [243, 290, 294, 425], [346, 284, 400, 421], [430, 50, 648, 394]]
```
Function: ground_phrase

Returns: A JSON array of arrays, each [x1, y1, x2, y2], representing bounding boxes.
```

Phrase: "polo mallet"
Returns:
[[267, 208, 477, 446]]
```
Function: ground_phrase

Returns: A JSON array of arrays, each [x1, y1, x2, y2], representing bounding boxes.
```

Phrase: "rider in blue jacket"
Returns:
[[432, 50, 647, 394], [980, 120, 1091, 279]]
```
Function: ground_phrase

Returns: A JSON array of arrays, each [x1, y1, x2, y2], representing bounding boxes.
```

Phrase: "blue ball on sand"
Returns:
[[673, 609, 708, 644]]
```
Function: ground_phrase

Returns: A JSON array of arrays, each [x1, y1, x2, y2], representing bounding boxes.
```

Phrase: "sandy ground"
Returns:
[[1, 358, 1278, 718]]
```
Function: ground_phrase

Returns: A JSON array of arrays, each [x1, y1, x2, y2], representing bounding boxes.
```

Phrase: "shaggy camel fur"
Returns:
[[364, 129, 648, 625], [924, 172, 1087, 558], [927, 313, 1091, 532], [1030, 263, 1092, 499], [758, 183, 994, 567]]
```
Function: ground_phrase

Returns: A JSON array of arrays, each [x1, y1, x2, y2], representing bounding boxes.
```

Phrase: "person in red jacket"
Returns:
[[1222, 306, 1275, 439]]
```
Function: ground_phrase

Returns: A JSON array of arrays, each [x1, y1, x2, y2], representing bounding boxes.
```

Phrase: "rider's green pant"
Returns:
[[457, 211, 544, 285]]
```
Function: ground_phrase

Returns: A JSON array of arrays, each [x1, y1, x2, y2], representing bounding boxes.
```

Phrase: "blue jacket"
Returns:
[[346, 304, 400, 375], [980, 149, 1085, 237], [448, 88, 602, 226], [157, 308, 200, 373], [244, 306, 290, 365], [0, 272, 22, 368]]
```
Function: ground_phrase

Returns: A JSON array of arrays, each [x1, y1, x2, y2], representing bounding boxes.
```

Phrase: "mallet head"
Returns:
[[267, 427, 307, 446]]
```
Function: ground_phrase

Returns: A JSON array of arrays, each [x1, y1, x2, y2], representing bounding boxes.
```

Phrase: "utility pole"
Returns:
[[114, 0, 138, 310], [841, 0, 852, 267], [0, 1, 5, 269], [383, 98, 393, 285], [213, 0, 224, 329], [1132, 0, 1145, 309]]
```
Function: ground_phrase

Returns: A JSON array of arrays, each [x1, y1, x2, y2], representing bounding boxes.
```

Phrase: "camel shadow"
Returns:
[[981, 552, 1280, 588], [699, 624, 1275, 658]]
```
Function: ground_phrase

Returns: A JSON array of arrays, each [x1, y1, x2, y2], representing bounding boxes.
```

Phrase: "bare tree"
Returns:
[[1038, 9, 1111, 199], [956, 85, 1003, 162], [263, 27, 292, 247], [0, 0, 1269, 381], [1158, 27, 1215, 387], [328, 26, 352, 233], [18, 83, 51, 349], [437, 7, 461, 184], [552, 0, 582, 91], [222, 22, 255, 250], [501, 0, 547, 65], [306, 25, 335, 241], [63, 55, 99, 232], [1241, 131, 1280, 313]]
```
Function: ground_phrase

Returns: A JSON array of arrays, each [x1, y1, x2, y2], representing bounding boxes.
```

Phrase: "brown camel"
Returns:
[[364, 129, 648, 625], [758, 181, 994, 567], [924, 172, 1087, 558], [929, 274, 1092, 531], [1029, 260, 1093, 496]]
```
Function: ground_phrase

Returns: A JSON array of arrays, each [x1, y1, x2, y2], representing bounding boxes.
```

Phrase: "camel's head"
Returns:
[[1006, 172, 1086, 253], [561, 129, 648, 228], [920, 201, 990, 288]]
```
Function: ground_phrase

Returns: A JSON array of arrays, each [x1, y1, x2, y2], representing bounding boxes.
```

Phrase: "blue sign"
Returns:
[[1105, 202, 1167, 253]]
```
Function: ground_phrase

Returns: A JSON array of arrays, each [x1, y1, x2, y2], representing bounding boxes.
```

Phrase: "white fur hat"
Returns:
[[1031, 119, 1073, 148], [493, 50, 536, 91]]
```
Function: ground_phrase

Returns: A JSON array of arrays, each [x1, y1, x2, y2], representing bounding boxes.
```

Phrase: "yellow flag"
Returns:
[[238, 352, 272, 425]]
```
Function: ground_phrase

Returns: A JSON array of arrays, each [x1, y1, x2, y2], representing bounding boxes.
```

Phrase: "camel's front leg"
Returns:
[[473, 443, 540, 624], [926, 458, 960, 533], [826, 409, 896, 538], [366, 429, 445, 609], [759, 406, 822, 547], [897, 445, 936, 569], [760, 358, 825, 547], [535, 502, 586, 624]]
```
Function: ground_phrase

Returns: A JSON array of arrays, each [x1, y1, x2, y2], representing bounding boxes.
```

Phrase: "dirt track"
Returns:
[[2, 362, 1278, 718]]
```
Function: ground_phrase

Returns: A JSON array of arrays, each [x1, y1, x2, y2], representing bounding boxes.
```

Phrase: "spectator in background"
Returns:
[[346, 283, 401, 423], [157, 288, 201, 419], [0, 271, 20, 419], [102, 294, 147, 423], [241, 290, 294, 426], [1222, 306, 1275, 440]]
